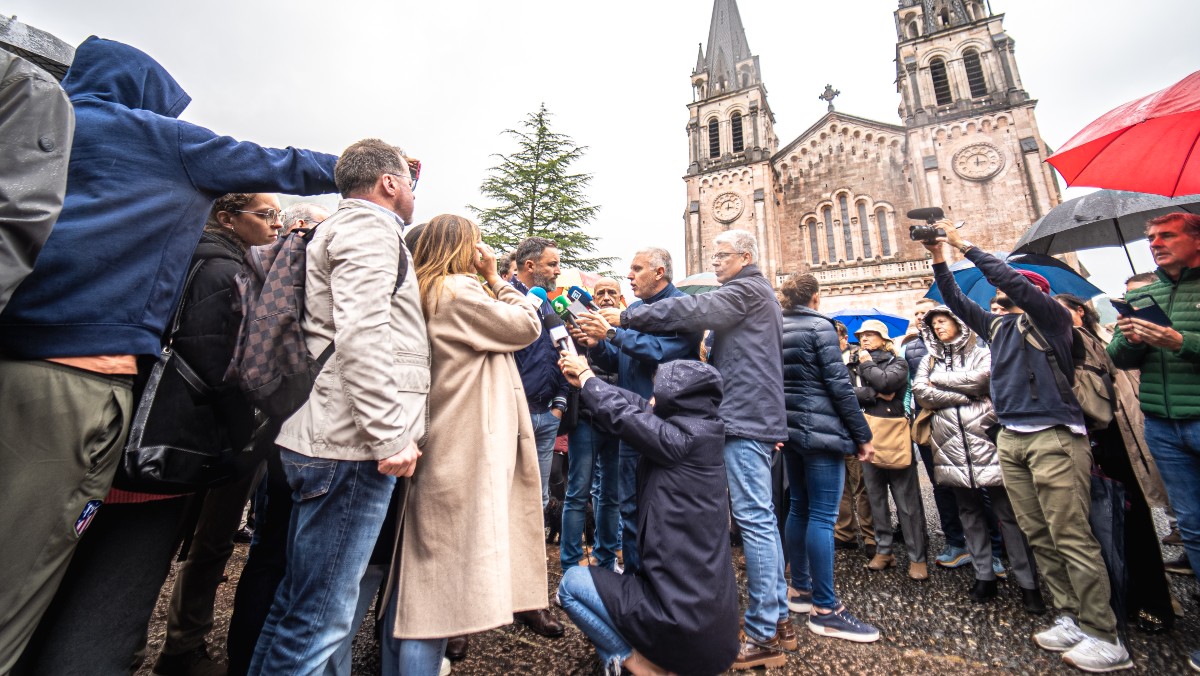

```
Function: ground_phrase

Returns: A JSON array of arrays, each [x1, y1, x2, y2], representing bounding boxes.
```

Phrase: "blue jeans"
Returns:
[[725, 436, 788, 641], [380, 586, 448, 676], [562, 419, 620, 571], [249, 449, 396, 675], [783, 450, 844, 609], [617, 441, 641, 573], [558, 566, 631, 674], [532, 410, 561, 508], [1143, 416, 1200, 580]]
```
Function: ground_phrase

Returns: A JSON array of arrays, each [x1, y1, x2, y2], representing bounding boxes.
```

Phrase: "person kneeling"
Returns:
[[556, 356, 741, 675]]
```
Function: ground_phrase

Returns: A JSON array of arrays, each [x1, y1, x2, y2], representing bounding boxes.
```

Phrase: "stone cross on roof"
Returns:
[[819, 84, 841, 112]]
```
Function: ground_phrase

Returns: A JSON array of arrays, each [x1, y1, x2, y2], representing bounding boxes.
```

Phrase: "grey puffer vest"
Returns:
[[911, 307, 1002, 488]]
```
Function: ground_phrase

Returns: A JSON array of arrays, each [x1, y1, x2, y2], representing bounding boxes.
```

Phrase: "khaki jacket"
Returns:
[[277, 199, 430, 461]]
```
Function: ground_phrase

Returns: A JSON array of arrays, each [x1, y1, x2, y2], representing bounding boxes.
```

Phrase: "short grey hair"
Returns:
[[281, 202, 330, 231], [634, 247, 674, 282], [714, 229, 758, 263]]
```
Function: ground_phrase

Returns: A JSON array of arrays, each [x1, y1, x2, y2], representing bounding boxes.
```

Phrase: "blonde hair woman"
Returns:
[[382, 215, 546, 674]]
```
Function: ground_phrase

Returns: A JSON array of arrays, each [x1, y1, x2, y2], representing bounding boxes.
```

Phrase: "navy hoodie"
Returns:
[[0, 37, 338, 359]]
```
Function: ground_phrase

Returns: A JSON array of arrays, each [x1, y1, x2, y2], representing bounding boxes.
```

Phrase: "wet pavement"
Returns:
[[138, 479, 1199, 675]]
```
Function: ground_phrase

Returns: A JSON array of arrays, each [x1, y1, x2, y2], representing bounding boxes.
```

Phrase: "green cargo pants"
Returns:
[[0, 359, 132, 672]]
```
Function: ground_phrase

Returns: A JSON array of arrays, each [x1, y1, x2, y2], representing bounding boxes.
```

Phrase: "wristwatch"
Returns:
[[956, 241, 976, 254], [605, 327, 617, 341]]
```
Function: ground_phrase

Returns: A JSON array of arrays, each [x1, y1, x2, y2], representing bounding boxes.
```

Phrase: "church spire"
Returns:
[[694, 43, 705, 75], [695, 0, 761, 98]]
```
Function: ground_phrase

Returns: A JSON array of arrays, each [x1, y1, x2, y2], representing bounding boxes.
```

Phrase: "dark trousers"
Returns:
[[917, 443, 966, 548], [14, 499, 187, 675], [227, 448, 291, 676]]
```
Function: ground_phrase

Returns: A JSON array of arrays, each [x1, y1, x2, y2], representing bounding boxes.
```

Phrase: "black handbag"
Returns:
[[114, 259, 268, 494]]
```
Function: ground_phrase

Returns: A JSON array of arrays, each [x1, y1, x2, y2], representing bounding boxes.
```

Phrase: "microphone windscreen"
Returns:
[[528, 287, 548, 302], [906, 207, 945, 223], [569, 286, 594, 304], [543, 312, 564, 329]]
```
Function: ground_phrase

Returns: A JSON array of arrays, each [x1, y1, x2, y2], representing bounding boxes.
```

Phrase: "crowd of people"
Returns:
[[2, 35, 1199, 676]]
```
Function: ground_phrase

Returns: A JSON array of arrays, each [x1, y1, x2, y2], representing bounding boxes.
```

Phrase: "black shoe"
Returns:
[[445, 634, 469, 661], [834, 538, 858, 551], [1134, 609, 1172, 634], [968, 579, 997, 602], [514, 609, 564, 638], [1020, 587, 1047, 615], [1165, 553, 1193, 575], [151, 646, 226, 676]]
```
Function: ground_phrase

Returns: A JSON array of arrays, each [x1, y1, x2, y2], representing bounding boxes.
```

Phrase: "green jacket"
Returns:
[[1108, 266, 1200, 418]]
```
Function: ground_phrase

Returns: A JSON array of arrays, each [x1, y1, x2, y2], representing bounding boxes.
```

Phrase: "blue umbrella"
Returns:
[[924, 252, 1102, 307], [826, 308, 910, 340]]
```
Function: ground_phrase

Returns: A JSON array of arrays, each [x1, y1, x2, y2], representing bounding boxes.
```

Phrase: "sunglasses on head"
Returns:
[[404, 157, 421, 183]]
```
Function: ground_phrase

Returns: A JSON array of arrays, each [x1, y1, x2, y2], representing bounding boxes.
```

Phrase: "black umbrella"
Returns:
[[1012, 190, 1200, 270]]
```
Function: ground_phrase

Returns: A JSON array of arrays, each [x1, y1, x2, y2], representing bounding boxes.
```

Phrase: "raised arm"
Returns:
[[965, 247, 1073, 338], [433, 277, 542, 354], [178, 122, 338, 196], [622, 281, 753, 334]]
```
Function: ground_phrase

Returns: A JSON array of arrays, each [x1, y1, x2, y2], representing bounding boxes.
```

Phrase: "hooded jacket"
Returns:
[[581, 360, 739, 675], [912, 307, 1002, 488], [0, 37, 337, 359], [781, 306, 872, 455]]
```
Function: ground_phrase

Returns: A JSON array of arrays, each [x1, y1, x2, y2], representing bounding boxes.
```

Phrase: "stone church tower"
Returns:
[[683, 0, 1062, 318]]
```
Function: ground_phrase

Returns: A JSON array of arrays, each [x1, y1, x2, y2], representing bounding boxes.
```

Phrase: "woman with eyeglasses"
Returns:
[[381, 214, 546, 675]]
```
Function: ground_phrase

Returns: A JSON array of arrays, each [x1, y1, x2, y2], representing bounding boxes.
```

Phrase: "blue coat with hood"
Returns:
[[0, 37, 338, 359]]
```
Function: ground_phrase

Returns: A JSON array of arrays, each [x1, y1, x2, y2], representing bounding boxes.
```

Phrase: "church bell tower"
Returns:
[[683, 0, 781, 280]]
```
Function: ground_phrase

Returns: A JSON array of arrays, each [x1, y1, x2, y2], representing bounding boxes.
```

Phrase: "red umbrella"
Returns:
[[1048, 70, 1200, 197]]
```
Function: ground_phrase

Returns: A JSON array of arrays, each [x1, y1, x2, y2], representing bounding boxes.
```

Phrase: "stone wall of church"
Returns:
[[684, 161, 780, 280]]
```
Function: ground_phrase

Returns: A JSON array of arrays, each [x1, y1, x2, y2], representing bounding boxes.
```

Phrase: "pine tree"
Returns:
[[470, 104, 614, 272]]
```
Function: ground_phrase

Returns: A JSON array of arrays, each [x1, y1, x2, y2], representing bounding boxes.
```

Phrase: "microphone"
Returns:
[[551, 296, 579, 328], [568, 286, 602, 311], [543, 312, 577, 356], [526, 286, 548, 308], [906, 207, 945, 224]]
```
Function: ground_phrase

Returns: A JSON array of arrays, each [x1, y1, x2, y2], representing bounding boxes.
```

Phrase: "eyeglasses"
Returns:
[[233, 209, 282, 224], [709, 251, 740, 262], [394, 156, 421, 191]]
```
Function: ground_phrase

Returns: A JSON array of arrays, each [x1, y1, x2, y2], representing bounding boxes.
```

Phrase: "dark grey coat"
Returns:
[[621, 264, 786, 442], [582, 360, 739, 676]]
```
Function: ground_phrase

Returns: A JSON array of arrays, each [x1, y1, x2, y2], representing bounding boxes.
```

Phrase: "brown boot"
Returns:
[[730, 631, 787, 670], [445, 634, 469, 661], [865, 553, 896, 570], [908, 561, 929, 580], [776, 616, 798, 650]]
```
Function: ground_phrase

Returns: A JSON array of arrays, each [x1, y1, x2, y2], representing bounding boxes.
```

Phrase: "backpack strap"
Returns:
[[163, 258, 213, 395]]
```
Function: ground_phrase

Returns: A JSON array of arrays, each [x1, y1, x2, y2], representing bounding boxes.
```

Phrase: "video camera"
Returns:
[[906, 207, 964, 244]]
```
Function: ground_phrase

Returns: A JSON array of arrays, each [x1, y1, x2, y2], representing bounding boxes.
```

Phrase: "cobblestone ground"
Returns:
[[138, 475, 1199, 675]]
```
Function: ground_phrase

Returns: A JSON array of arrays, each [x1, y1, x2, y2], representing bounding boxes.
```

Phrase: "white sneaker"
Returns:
[[439, 657, 452, 676], [1062, 636, 1133, 672], [1033, 616, 1087, 652]]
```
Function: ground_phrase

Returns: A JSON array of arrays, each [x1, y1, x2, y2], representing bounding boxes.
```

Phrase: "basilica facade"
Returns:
[[683, 0, 1062, 316]]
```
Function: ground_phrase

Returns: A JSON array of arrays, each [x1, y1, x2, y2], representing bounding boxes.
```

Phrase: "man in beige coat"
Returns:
[[250, 139, 430, 675]]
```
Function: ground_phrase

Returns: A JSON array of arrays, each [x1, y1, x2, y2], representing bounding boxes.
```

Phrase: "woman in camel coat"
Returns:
[[382, 215, 547, 673]]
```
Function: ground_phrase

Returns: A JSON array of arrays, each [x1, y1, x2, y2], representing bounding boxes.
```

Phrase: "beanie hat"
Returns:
[[1017, 270, 1051, 294]]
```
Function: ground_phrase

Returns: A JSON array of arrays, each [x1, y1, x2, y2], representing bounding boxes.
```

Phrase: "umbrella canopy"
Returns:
[[1013, 190, 1200, 268], [826, 309, 910, 341], [675, 271, 721, 296], [550, 268, 601, 301], [1047, 70, 1200, 197], [924, 252, 1102, 307]]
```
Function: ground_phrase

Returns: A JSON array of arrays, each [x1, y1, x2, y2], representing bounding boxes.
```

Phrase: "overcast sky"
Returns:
[[12, 0, 1199, 298]]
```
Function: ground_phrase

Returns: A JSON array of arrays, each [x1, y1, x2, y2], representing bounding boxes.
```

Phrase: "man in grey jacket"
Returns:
[[609, 229, 789, 670], [0, 48, 74, 312], [252, 139, 430, 674]]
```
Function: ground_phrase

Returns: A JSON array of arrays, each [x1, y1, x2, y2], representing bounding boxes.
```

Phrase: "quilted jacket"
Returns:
[[1109, 266, 1200, 419], [912, 307, 1002, 488]]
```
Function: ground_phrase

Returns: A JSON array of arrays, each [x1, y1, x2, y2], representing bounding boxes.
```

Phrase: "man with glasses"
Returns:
[[604, 231, 790, 670], [251, 139, 430, 673], [574, 248, 700, 575]]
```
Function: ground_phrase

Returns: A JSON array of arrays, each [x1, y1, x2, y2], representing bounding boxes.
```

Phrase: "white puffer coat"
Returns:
[[911, 307, 1002, 488]]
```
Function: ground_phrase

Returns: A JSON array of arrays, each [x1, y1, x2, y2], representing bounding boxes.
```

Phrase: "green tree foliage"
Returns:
[[470, 104, 614, 272]]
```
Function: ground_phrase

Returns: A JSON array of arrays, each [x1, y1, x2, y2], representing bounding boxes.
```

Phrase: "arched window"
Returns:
[[963, 49, 987, 97], [839, 195, 853, 259], [857, 201, 872, 258], [939, 8, 950, 26], [930, 58, 952, 105], [807, 219, 820, 264], [708, 119, 720, 158], [876, 208, 892, 256], [731, 113, 745, 153], [907, 20, 919, 39], [823, 207, 836, 262]]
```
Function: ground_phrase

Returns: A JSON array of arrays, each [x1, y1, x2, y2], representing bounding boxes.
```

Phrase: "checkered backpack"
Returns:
[[226, 226, 332, 420]]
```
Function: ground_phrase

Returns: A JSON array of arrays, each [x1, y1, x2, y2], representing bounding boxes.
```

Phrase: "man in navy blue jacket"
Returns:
[[574, 247, 700, 574], [926, 224, 1128, 673], [0, 37, 337, 671]]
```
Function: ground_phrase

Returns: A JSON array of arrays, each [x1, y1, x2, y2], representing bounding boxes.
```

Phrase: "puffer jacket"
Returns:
[[1109, 266, 1200, 419], [850, 348, 907, 419], [911, 307, 1001, 488]]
